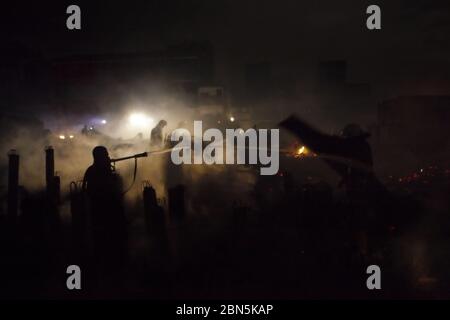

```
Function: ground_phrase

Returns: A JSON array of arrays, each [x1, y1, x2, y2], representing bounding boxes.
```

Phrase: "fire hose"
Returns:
[[110, 148, 176, 194], [110, 152, 147, 195]]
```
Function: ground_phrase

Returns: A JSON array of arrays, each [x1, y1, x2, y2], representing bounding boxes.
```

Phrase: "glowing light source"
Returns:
[[59, 135, 66, 140], [101, 119, 107, 124], [294, 145, 312, 158], [129, 113, 154, 127], [69, 135, 74, 139], [230, 116, 235, 122]]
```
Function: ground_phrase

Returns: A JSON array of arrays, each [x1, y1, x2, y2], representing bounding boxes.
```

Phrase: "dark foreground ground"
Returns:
[[0, 163, 449, 300]]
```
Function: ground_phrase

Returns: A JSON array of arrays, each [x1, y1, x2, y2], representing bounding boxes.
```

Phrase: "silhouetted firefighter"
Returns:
[[150, 119, 167, 148], [82, 146, 128, 287], [280, 115, 390, 261], [280, 115, 387, 200]]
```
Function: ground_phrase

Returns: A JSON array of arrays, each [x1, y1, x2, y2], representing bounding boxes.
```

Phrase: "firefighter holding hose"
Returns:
[[82, 146, 127, 288]]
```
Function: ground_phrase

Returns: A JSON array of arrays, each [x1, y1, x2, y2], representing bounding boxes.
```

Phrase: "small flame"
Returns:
[[292, 145, 316, 158]]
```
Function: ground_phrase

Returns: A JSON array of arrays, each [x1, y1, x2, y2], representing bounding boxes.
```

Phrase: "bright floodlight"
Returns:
[[230, 116, 235, 122], [129, 113, 154, 127], [59, 135, 66, 140], [101, 119, 107, 124]]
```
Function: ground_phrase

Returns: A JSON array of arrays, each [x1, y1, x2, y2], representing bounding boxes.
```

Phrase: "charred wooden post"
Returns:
[[7, 150, 19, 222], [53, 175, 61, 205], [70, 181, 87, 258], [143, 182, 165, 234], [45, 146, 60, 205], [44, 146, 61, 232], [168, 184, 185, 220], [143, 181, 170, 264], [45, 146, 54, 195]]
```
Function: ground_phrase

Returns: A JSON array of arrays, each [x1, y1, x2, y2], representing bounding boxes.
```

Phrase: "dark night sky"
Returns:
[[3, 0, 450, 100]]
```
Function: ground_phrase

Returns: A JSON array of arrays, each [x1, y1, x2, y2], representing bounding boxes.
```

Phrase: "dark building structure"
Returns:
[[372, 95, 450, 174], [245, 61, 273, 98], [50, 42, 214, 113], [315, 60, 372, 129], [318, 60, 348, 89], [0, 43, 52, 109], [0, 42, 215, 115]]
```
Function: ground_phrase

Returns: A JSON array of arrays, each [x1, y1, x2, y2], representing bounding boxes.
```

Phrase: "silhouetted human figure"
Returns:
[[150, 120, 167, 148], [81, 125, 89, 136], [280, 115, 386, 200], [165, 122, 187, 188], [82, 146, 128, 292], [280, 115, 389, 262]]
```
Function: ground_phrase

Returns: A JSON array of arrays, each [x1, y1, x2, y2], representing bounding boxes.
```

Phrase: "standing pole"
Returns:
[[168, 184, 185, 220], [45, 146, 61, 232], [45, 146, 54, 196], [7, 149, 19, 222]]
